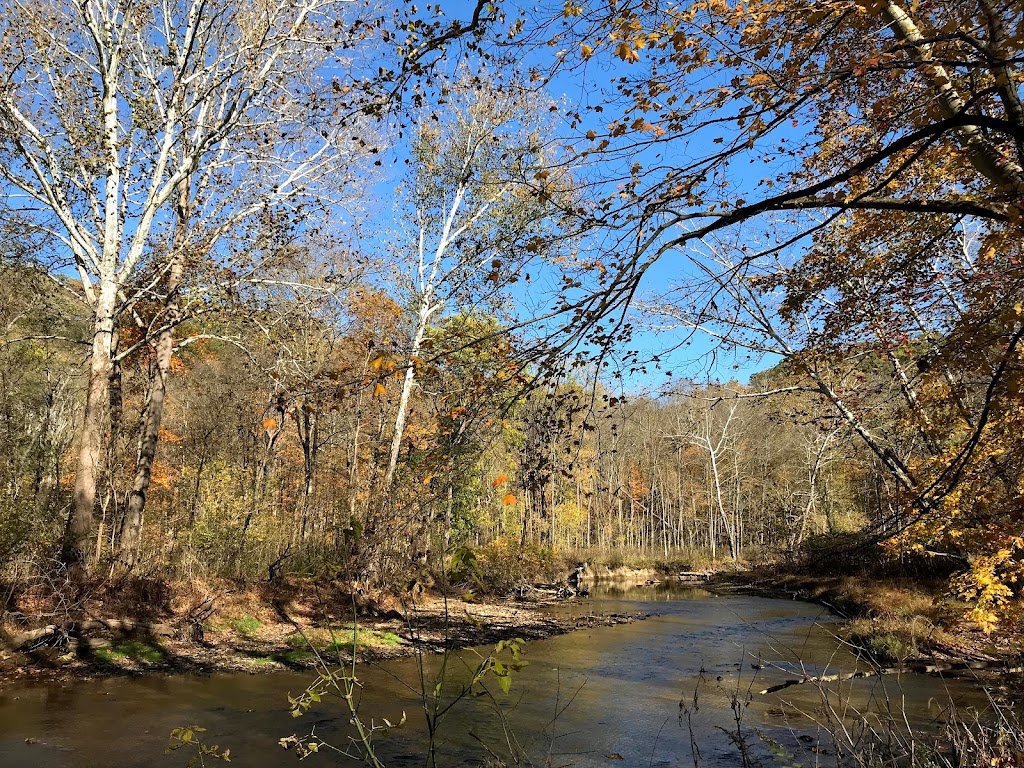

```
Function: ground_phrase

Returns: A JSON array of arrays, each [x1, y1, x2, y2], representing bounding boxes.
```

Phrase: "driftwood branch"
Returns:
[[1, 618, 176, 653], [758, 660, 1024, 695], [76, 619, 175, 636], [2, 624, 60, 651]]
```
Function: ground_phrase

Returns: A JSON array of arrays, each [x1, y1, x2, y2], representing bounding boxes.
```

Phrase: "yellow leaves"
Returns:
[[614, 41, 640, 63], [373, 382, 387, 397], [746, 72, 771, 88], [669, 30, 693, 52], [262, 417, 278, 432], [370, 355, 399, 373], [580, 43, 594, 59], [502, 493, 517, 506], [562, 2, 583, 17], [492, 473, 509, 488], [949, 538, 1024, 633]]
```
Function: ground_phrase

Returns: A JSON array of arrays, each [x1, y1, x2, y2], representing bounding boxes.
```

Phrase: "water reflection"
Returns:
[[0, 585, 995, 767]]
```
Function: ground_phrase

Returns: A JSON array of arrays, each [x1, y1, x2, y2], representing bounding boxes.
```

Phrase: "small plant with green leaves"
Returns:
[[279, 662, 404, 767], [473, 637, 527, 695], [166, 726, 231, 767]]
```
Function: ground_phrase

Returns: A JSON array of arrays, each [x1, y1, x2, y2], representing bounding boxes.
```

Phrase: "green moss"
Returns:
[[277, 649, 314, 664], [246, 656, 279, 666], [93, 639, 165, 663], [224, 615, 263, 635], [283, 626, 405, 653], [365, 630, 403, 647], [325, 629, 404, 650], [284, 632, 309, 648]]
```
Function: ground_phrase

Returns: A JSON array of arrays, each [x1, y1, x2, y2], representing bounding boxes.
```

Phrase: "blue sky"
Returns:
[[389, 1, 803, 393]]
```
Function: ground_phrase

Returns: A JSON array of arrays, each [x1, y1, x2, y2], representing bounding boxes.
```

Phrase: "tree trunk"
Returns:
[[384, 300, 432, 491], [63, 279, 118, 579], [118, 261, 183, 570], [118, 179, 190, 572], [708, 447, 738, 560], [297, 406, 319, 542]]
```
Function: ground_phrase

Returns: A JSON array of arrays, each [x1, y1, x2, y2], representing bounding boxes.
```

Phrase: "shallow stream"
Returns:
[[0, 584, 993, 767]]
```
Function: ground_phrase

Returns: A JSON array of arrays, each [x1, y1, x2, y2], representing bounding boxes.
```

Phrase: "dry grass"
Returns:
[[716, 568, 1016, 664]]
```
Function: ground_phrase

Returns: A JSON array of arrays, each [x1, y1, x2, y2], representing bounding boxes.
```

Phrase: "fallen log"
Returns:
[[2, 618, 175, 654], [66, 636, 113, 653], [759, 660, 1024, 695], [76, 619, 175, 637], [3, 624, 60, 651]]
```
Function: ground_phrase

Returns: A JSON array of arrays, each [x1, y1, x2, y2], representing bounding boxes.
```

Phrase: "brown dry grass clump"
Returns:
[[717, 568, 1019, 664]]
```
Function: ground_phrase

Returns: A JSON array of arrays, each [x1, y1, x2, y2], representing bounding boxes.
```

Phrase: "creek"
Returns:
[[0, 584, 993, 767]]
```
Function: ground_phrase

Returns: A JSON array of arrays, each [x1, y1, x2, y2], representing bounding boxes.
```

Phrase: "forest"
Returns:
[[0, 0, 1022, 705]]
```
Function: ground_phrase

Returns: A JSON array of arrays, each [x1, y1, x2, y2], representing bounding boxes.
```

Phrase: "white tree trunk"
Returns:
[[383, 302, 432, 491], [64, 279, 118, 575]]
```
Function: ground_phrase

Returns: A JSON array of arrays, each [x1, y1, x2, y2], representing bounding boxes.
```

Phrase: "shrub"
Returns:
[[471, 539, 570, 595]]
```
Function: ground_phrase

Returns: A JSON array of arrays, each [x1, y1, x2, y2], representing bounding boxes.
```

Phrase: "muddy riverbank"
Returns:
[[0, 577, 649, 683]]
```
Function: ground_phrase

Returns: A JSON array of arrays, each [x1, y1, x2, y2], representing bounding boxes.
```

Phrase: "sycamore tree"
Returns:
[[379, 71, 571, 492]]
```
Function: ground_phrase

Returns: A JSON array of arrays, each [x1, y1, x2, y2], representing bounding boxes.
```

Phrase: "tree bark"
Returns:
[[296, 406, 319, 541], [882, 1, 1024, 197], [63, 279, 118, 579], [384, 301, 432, 491], [118, 256, 184, 569], [118, 179, 191, 571]]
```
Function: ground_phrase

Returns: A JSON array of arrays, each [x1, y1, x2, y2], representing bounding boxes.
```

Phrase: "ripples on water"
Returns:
[[0, 583, 994, 767]]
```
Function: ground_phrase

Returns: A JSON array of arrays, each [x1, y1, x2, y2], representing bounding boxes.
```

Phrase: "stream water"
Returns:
[[0, 584, 995, 767]]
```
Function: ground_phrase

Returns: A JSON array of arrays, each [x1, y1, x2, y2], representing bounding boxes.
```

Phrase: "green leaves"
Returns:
[[167, 726, 232, 766]]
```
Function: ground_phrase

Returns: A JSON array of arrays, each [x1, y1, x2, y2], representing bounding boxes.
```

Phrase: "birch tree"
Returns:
[[673, 395, 742, 561]]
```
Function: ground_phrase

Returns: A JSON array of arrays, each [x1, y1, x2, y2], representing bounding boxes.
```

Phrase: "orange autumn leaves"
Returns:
[[492, 473, 516, 506]]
